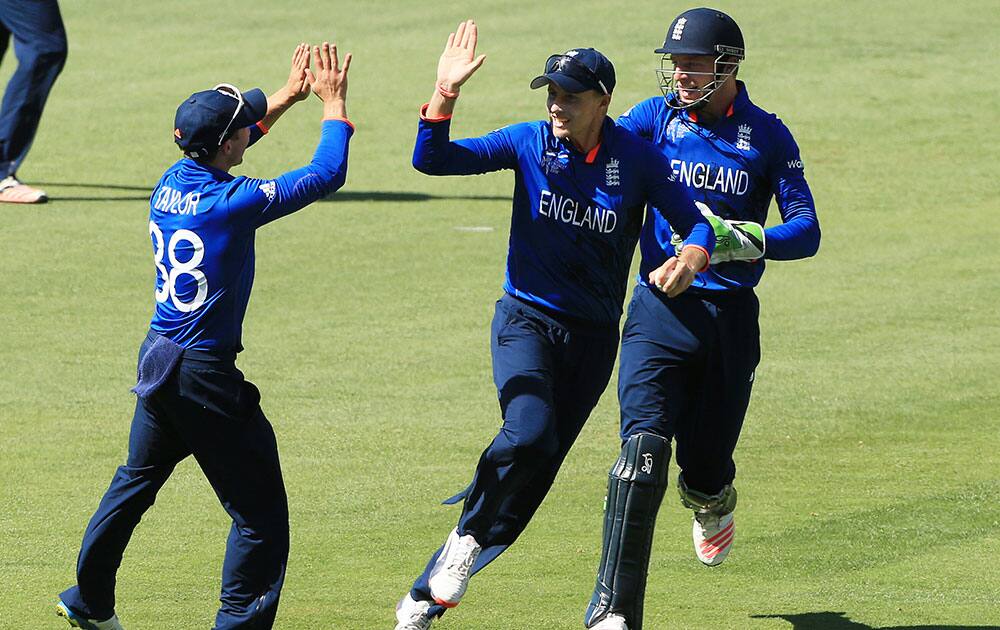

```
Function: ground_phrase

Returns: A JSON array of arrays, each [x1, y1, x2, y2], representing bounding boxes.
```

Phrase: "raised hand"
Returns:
[[305, 42, 351, 119], [284, 42, 312, 103], [437, 19, 486, 94], [306, 42, 351, 103]]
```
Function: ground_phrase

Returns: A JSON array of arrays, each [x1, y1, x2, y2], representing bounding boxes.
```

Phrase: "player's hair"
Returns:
[[186, 129, 239, 163]]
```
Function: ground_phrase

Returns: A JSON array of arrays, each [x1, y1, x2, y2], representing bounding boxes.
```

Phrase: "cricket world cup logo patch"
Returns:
[[606, 158, 620, 187], [641, 453, 653, 475], [737, 124, 752, 151], [542, 149, 569, 175]]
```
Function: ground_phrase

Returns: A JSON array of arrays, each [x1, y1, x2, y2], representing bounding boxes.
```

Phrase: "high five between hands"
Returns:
[[427, 19, 487, 118], [264, 41, 352, 129]]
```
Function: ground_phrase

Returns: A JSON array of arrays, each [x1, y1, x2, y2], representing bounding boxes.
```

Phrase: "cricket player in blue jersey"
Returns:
[[55, 42, 354, 630], [583, 8, 821, 630], [393, 20, 715, 630]]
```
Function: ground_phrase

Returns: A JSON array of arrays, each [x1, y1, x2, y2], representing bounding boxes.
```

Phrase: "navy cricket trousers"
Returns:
[[0, 0, 67, 177], [618, 285, 760, 496], [410, 294, 619, 610], [60, 334, 289, 630]]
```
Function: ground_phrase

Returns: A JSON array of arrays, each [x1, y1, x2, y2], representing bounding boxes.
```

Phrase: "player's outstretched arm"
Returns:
[[426, 19, 486, 119], [227, 41, 354, 229], [259, 43, 313, 132]]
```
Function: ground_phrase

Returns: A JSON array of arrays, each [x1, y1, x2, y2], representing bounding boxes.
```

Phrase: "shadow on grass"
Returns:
[[751, 611, 1000, 629], [33, 183, 509, 204]]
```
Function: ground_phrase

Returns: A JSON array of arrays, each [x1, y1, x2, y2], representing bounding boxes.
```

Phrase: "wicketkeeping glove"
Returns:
[[671, 201, 765, 264]]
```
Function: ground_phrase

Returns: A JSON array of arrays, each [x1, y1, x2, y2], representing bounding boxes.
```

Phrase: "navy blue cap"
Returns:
[[656, 8, 745, 59], [173, 84, 267, 157], [529, 48, 616, 95]]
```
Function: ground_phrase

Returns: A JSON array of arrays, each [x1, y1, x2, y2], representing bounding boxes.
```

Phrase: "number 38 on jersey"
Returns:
[[149, 221, 208, 312]]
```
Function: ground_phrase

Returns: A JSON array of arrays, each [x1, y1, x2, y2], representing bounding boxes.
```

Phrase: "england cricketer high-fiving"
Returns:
[[56, 42, 354, 630], [392, 19, 715, 630]]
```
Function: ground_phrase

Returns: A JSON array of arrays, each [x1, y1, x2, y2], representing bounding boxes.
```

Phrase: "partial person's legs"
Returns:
[[405, 298, 622, 622], [674, 291, 759, 566], [59, 396, 189, 621], [674, 292, 760, 496], [586, 287, 710, 630], [169, 366, 289, 630], [0, 0, 67, 181]]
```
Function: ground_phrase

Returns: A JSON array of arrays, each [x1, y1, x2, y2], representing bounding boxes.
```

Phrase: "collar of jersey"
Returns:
[[683, 80, 748, 125], [548, 116, 614, 164], [181, 157, 236, 181]]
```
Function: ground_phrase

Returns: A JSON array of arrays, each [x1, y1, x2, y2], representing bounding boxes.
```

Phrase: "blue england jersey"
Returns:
[[413, 107, 713, 324], [148, 119, 353, 352], [618, 82, 820, 292]]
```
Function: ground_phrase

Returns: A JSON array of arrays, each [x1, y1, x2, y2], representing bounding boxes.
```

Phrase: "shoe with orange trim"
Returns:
[[0, 176, 48, 204], [693, 510, 735, 566], [427, 527, 481, 607]]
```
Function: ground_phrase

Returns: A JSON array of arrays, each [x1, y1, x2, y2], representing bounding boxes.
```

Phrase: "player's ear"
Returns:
[[219, 136, 235, 157]]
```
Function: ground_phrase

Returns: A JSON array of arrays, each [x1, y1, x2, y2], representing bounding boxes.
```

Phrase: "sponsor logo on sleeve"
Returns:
[[787, 158, 804, 169], [258, 181, 276, 201]]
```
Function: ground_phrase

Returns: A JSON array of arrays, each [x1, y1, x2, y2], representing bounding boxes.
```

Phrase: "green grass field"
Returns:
[[2, 1, 998, 628]]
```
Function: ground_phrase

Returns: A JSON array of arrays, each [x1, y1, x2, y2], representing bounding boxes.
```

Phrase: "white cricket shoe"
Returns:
[[590, 612, 629, 629], [394, 594, 433, 630], [0, 175, 48, 203], [427, 527, 481, 607], [693, 510, 735, 566], [56, 600, 125, 630]]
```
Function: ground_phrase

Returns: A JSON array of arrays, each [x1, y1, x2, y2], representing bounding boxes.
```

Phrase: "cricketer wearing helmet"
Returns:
[[583, 8, 821, 630], [56, 43, 353, 630], [393, 20, 715, 630]]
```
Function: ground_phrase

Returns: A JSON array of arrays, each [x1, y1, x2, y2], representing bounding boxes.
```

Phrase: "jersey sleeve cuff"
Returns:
[[685, 244, 711, 271], [420, 103, 453, 123], [322, 117, 355, 131]]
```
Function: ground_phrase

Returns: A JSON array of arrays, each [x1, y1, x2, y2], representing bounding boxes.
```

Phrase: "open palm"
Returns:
[[437, 19, 486, 91]]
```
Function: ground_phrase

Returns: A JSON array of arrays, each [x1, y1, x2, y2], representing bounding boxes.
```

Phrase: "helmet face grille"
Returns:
[[655, 53, 741, 111]]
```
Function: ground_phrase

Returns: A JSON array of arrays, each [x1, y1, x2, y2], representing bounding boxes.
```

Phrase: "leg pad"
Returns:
[[585, 433, 671, 630]]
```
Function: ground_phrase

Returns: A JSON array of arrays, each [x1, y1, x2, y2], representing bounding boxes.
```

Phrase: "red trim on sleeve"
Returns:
[[256, 121, 269, 134], [419, 103, 453, 123], [322, 117, 355, 131], [584, 143, 601, 164], [685, 245, 711, 272]]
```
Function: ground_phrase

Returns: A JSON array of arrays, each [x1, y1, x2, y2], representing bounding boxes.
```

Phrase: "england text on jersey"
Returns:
[[538, 189, 618, 234], [669, 160, 749, 195]]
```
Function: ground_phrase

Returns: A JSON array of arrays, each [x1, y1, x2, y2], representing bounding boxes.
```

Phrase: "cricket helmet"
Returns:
[[655, 7, 744, 110]]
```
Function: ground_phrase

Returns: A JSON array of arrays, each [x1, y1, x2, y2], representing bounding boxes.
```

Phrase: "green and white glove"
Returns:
[[672, 201, 765, 264]]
